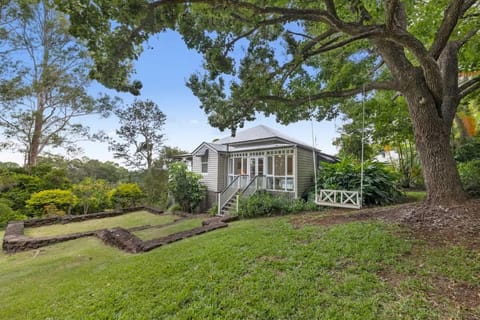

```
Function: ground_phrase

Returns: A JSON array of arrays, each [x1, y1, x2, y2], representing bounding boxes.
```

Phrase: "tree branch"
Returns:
[[459, 75, 480, 98], [324, 0, 338, 18], [257, 80, 399, 106], [458, 27, 480, 47], [383, 31, 443, 105], [385, 0, 400, 31], [461, 0, 478, 16], [429, 0, 463, 59], [305, 31, 375, 57]]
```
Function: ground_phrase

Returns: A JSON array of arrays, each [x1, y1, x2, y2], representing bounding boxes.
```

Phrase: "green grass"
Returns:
[[1, 216, 479, 319], [23, 211, 177, 237], [404, 190, 426, 201], [134, 217, 205, 240]]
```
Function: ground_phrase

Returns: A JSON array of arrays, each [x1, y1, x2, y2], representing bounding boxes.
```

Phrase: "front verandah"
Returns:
[[226, 148, 296, 193], [218, 147, 297, 215]]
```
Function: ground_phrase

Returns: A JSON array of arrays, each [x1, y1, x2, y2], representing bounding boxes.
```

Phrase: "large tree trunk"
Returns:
[[27, 102, 44, 167], [404, 88, 467, 205], [376, 34, 468, 206]]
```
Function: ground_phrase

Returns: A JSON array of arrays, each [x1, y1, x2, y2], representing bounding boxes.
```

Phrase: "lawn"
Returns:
[[1, 215, 479, 319], [134, 217, 205, 240], [23, 211, 178, 238], [404, 190, 427, 202]]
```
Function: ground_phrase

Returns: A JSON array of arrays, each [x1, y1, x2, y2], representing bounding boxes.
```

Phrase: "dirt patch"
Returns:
[[290, 199, 480, 249]]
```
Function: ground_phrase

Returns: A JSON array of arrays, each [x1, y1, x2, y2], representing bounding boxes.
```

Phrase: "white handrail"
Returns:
[[241, 175, 266, 198], [218, 175, 251, 215], [218, 176, 240, 215]]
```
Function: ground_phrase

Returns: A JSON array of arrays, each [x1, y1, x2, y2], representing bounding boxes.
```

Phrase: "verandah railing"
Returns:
[[217, 175, 250, 215]]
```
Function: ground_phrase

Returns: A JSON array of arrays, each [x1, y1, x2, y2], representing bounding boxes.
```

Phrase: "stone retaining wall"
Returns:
[[22, 206, 163, 228], [3, 206, 164, 253], [3, 206, 232, 254]]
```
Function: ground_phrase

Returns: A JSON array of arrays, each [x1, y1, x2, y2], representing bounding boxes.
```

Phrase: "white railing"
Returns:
[[217, 175, 250, 215], [315, 189, 361, 209], [241, 175, 266, 198], [234, 175, 267, 213]]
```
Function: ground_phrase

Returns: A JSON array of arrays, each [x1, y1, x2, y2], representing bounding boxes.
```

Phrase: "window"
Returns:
[[234, 158, 242, 175], [228, 158, 233, 175], [201, 155, 208, 173], [274, 155, 285, 175], [267, 156, 273, 175], [287, 155, 293, 175], [265, 151, 295, 192], [258, 158, 264, 175]]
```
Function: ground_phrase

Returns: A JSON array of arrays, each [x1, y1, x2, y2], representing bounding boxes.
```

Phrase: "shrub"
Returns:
[[237, 191, 318, 218], [0, 173, 43, 212], [0, 202, 26, 228], [25, 189, 77, 217], [208, 204, 218, 216], [109, 183, 143, 209], [455, 137, 480, 163], [168, 162, 206, 213], [315, 159, 404, 206], [72, 178, 111, 214], [167, 203, 183, 213], [458, 159, 480, 197]]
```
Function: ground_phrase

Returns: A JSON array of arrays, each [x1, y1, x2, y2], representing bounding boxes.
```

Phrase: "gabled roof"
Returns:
[[215, 124, 306, 146], [191, 142, 227, 156], [191, 125, 337, 162]]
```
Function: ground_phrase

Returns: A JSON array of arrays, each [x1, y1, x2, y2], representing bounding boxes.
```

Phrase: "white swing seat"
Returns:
[[315, 189, 361, 209]]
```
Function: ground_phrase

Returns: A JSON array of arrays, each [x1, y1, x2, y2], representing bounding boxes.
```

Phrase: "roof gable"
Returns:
[[191, 142, 226, 156], [190, 125, 337, 162], [215, 124, 306, 146]]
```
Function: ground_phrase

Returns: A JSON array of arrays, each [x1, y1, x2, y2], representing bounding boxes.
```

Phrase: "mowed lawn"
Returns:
[[24, 211, 178, 237], [1, 216, 479, 319]]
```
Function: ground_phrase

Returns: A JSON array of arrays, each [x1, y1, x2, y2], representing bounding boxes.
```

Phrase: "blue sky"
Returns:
[[0, 31, 339, 165]]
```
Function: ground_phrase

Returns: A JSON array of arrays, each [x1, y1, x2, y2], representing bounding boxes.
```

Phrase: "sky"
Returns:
[[0, 31, 340, 165]]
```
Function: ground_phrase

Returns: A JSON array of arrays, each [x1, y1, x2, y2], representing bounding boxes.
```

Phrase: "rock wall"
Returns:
[[2, 206, 164, 253], [2, 206, 230, 254]]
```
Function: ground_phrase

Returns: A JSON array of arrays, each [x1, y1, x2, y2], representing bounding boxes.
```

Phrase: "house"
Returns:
[[187, 125, 336, 214]]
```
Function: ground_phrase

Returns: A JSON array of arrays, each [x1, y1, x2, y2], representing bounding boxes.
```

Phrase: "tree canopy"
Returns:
[[109, 99, 166, 169], [53, 0, 480, 205], [0, 0, 118, 167]]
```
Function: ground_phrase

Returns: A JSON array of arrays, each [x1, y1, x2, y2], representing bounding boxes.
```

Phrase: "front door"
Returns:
[[249, 157, 265, 179]]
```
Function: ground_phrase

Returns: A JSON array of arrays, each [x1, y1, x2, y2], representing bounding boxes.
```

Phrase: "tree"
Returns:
[[0, 0, 117, 167], [109, 99, 166, 170], [72, 178, 111, 214], [168, 162, 205, 213], [336, 91, 423, 187], [158, 146, 189, 169], [54, 1, 480, 205]]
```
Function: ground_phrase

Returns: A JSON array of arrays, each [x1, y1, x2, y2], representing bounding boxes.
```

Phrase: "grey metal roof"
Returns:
[[227, 143, 295, 152], [215, 124, 306, 145], [191, 125, 337, 162]]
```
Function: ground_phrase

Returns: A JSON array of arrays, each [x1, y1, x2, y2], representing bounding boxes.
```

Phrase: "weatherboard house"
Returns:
[[186, 125, 336, 214]]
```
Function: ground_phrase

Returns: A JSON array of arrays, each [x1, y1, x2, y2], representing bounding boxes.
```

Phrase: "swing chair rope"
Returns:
[[360, 83, 365, 205], [310, 85, 366, 209]]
